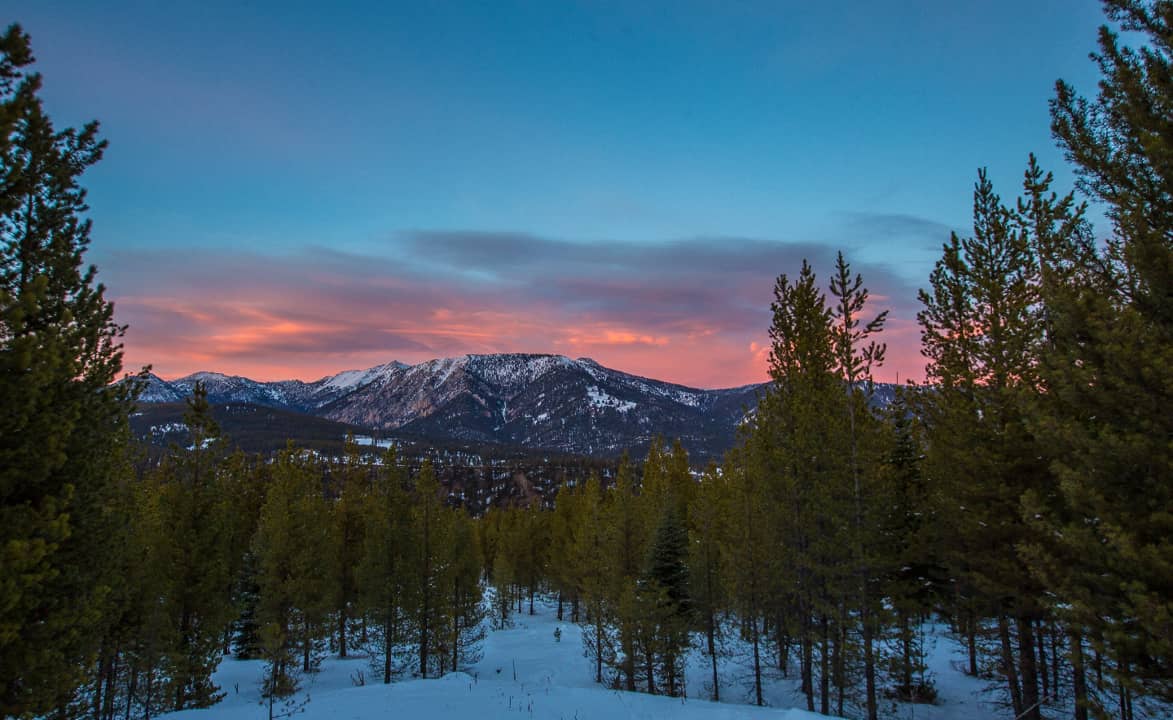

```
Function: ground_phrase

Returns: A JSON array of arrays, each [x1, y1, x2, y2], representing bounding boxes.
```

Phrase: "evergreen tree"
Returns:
[[548, 481, 584, 622], [603, 454, 647, 692], [120, 468, 180, 720], [443, 509, 485, 673], [356, 449, 416, 684], [1039, 0, 1173, 706], [572, 473, 613, 685], [687, 462, 728, 702], [641, 502, 691, 697], [877, 394, 940, 703], [828, 251, 888, 720], [252, 448, 338, 698], [0, 24, 135, 716], [917, 170, 1054, 720], [754, 259, 851, 713], [331, 435, 369, 659], [411, 460, 451, 678], [158, 383, 238, 711], [720, 449, 775, 707], [511, 500, 549, 616]]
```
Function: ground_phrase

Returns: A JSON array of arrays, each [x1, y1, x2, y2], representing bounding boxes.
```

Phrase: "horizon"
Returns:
[[16, 0, 1106, 387]]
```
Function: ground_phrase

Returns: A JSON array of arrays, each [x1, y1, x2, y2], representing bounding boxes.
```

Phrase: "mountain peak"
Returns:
[[129, 353, 818, 459]]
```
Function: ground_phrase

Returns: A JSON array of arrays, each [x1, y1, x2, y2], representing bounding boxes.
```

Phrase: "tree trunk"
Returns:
[[776, 617, 790, 677], [967, 610, 978, 676], [92, 645, 108, 720], [622, 623, 636, 691], [383, 614, 393, 684], [801, 628, 814, 711], [1070, 628, 1088, 720], [901, 608, 914, 692], [998, 614, 1024, 718], [1016, 614, 1040, 720], [819, 614, 830, 716], [836, 607, 848, 717], [124, 668, 137, 720], [1036, 620, 1048, 701], [1049, 621, 1059, 703], [339, 609, 348, 658], [707, 608, 719, 702], [751, 615, 763, 707], [144, 666, 154, 720], [420, 588, 430, 678], [103, 650, 119, 720], [594, 619, 603, 684], [863, 603, 877, 720], [303, 627, 311, 674]]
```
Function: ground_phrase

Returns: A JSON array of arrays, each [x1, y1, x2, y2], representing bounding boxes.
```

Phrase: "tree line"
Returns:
[[1, 2, 1170, 719]]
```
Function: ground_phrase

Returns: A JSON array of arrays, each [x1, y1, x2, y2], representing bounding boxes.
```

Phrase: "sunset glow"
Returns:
[[18, 1, 1104, 388]]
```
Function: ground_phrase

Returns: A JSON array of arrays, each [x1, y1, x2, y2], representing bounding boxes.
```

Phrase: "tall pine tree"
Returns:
[[1039, 0, 1173, 706], [0, 24, 135, 716]]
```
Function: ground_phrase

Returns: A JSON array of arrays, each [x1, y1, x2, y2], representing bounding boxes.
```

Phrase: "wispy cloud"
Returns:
[[100, 230, 928, 387]]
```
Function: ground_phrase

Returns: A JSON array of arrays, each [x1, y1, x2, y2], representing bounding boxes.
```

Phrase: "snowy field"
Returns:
[[169, 599, 997, 720]]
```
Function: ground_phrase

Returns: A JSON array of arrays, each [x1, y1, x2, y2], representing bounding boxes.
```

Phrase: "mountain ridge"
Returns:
[[131, 353, 893, 460]]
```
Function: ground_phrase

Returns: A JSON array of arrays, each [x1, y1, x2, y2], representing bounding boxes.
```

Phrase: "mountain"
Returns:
[[131, 353, 893, 460]]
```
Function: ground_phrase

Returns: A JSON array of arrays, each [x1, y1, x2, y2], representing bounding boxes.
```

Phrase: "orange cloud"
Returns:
[[108, 242, 927, 388]]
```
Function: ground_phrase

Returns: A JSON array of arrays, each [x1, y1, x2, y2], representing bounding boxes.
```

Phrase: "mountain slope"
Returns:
[[132, 353, 890, 460]]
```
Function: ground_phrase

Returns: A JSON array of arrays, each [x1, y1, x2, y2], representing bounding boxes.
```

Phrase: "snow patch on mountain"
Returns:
[[586, 385, 636, 413], [320, 361, 406, 393]]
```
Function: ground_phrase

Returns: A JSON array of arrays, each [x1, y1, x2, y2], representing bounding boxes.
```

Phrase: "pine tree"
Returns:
[[604, 454, 646, 692], [877, 394, 941, 703], [120, 468, 180, 720], [641, 501, 691, 697], [687, 462, 728, 702], [917, 170, 1054, 720], [753, 259, 851, 713], [411, 460, 451, 678], [511, 500, 549, 616], [158, 383, 238, 711], [444, 509, 485, 673], [0, 24, 135, 716], [548, 481, 584, 622], [1041, 0, 1173, 705], [572, 473, 613, 685], [828, 251, 888, 720], [720, 448, 775, 707], [331, 435, 369, 659], [253, 447, 338, 698], [356, 449, 416, 684]]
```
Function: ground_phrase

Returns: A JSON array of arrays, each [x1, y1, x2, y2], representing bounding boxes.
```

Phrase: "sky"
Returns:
[[11, 0, 1109, 388]]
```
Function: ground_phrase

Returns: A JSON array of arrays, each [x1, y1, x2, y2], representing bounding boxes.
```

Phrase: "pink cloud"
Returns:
[[106, 240, 927, 388]]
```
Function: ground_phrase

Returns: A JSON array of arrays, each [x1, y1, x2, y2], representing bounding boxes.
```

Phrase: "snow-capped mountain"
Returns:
[[131, 353, 891, 459]]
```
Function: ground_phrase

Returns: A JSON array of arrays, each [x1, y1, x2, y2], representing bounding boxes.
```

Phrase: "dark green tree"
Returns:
[[641, 502, 691, 697], [0, 23, 135, 716], [331, 435, 369, 659], [918, 170, 1054, 720], [687, 462, 727, 702], [411, 460, 450, 679], [252, 447, 338, 698], [828, 251, 888, 720], [159, 383, 237, 711], [356, 449, 416, 684], [1039, 0, 1173, 708]]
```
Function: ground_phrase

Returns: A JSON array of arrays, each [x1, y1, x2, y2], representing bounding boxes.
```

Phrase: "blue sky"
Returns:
[[10, 1, 1109, 385]]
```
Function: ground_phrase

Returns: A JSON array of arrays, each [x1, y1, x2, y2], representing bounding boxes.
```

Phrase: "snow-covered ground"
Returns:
[[169, 600, 996, 720]]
